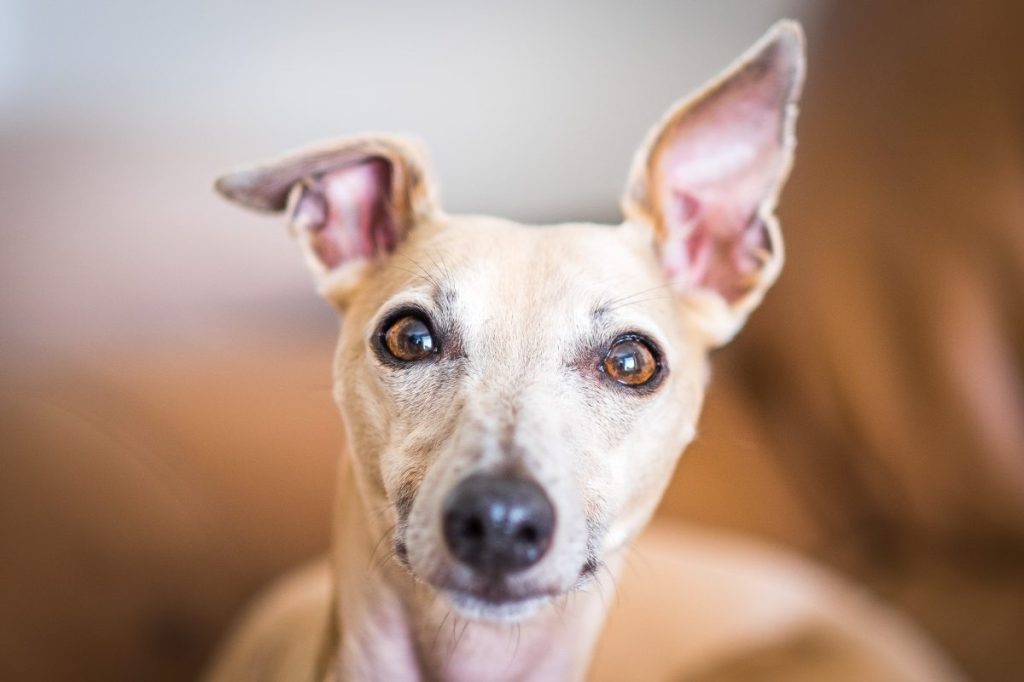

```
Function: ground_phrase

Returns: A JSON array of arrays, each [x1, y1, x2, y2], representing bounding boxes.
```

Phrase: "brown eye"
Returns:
[[602, 337, 658, 386], [383, 315, 436, 361]]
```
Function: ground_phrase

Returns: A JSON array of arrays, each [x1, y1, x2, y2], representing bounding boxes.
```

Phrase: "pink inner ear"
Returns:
[[683, 204, 769, 303], [650, 30, 799, 304], [657, 90, 785, 303], [291, 160, 397, 271], [662, 186, 770, 303]]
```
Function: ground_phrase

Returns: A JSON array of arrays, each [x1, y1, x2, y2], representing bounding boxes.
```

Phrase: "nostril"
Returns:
[[515, 525, 538, 544], [462, 517, 486, 540]]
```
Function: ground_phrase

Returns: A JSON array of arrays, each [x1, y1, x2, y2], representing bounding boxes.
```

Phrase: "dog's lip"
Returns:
[[475, 580, 541, 603], [399, 559, 561, 607], [402, 551, 601, 605], [440, 581, 561, 608]]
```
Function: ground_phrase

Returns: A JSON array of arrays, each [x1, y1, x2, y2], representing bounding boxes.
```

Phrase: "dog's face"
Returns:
[[333, 215, 709, 620], [216, 23, 803, 621]]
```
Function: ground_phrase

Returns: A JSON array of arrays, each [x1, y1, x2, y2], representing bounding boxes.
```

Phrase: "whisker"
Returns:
[[455, 619, 470, 651], [366, 522, 398, 571], [423, 250, 453, 293], [597, 562, 622, 608], [400, 254, 444, 292], [502, 621, 522, 670], [387, 264, 436, 289], [432, 609, 452, 654], [442, 614, 458, 670], [603, 294, 676, 312], [621, 541, 654, 574], [602, 280, 677, 308]]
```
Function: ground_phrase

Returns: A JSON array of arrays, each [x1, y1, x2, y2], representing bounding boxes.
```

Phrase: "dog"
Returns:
[[206, 21, 962, 681]]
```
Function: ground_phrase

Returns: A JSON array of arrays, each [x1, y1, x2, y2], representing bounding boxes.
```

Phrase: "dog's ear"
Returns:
[[623, 21, 804, 348], [215, 135, 439, 303]]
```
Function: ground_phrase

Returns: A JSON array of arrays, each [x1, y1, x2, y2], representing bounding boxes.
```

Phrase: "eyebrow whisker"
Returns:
[[599, 280, 680, 311], [603, 294, 676, 313], [397, 254, 444, 292], [388, 264, 441, 290]]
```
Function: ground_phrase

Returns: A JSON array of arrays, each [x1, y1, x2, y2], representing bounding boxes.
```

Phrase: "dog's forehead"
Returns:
[[418, 216, 669, 335]]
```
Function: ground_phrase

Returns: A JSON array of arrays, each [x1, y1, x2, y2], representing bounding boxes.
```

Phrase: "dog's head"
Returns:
[[215, 23, 803, 621]]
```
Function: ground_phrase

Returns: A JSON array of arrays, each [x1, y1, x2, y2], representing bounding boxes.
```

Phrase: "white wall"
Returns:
[[0, 0, 812, 345]]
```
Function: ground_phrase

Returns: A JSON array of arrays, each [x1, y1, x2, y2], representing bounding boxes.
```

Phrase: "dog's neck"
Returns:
[[324, 460, 613, 682]]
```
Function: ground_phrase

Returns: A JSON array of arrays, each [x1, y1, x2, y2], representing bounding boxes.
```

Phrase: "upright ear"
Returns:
[[215, 135, 439, 303], [623, 21, 805, 347]]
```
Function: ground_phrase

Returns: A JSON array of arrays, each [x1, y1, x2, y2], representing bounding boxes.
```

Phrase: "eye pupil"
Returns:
[[602, 338, 658, 386], [384, 315, 436, 361]]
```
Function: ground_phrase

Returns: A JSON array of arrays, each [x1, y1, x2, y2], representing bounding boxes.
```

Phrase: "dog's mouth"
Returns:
[[448, 557, 604, 619], [439, 584, 557, 621], [396, 536, 603, 620]]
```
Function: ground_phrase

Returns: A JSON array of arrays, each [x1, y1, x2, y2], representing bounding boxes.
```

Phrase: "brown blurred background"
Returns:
[[2, 1, 1022, 680]]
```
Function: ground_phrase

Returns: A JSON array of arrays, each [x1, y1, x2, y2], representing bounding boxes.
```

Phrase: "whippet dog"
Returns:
[[207, 22, 962, 681]]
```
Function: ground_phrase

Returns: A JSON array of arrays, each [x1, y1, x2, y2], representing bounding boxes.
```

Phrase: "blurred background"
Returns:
[[2, 0, 1022, 680]]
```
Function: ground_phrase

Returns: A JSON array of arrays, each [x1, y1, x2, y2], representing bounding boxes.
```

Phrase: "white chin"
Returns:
[[442, 589, 551, 622]]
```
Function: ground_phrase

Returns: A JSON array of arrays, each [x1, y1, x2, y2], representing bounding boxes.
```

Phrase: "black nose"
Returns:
[[442, 474, 555, 576]]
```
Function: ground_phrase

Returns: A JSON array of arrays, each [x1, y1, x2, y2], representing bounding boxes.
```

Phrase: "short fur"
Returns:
[[206, 22, 962, 682]]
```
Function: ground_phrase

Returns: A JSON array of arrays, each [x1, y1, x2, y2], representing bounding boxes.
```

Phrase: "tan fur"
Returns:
[[622, 24, 799, 347], [205, 21, 962, 682]]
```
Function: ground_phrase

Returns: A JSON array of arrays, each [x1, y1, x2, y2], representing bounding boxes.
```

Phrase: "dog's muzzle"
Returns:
[[442, 474, 555, 577]]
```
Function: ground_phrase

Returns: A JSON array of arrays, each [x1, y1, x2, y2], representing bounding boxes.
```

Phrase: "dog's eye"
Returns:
[[383, 315, 436, 362], [602, 337, 658, 386]]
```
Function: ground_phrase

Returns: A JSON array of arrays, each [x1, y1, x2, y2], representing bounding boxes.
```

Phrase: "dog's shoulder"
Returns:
[[203, 558, 332, 682], [591, 523, 962, 682]]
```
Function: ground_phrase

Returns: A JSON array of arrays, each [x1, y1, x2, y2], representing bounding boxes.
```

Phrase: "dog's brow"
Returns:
[[428, 281, 467, 357], [405, 251, 455, 312], [429, 282, 458, 327], [590, 303, 623, 335], [436, 282, 457, 311]]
